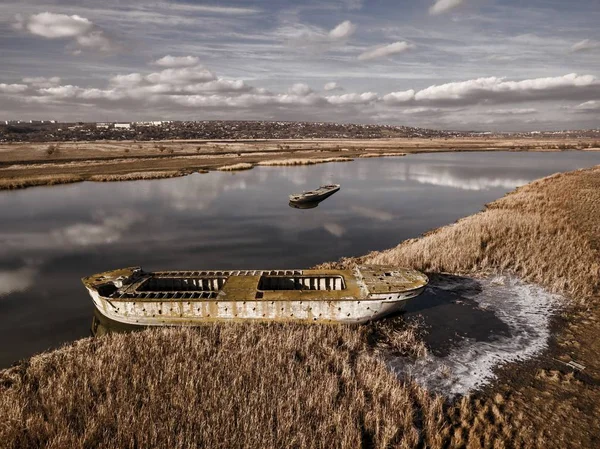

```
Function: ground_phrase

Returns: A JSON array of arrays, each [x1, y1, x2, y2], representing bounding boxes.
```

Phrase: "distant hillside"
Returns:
[[0, 120, 598, 142]]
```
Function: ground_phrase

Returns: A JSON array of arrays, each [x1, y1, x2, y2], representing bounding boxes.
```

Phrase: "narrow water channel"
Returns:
[[1, 151, 599, 367]]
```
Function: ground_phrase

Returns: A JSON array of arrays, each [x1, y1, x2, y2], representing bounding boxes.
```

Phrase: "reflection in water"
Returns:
[[1, 151, 599, 367], [288, 201, 320, 209]]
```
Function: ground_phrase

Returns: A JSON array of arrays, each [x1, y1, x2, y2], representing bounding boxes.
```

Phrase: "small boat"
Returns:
[[289, 184, 340, 204], [83, 265, 428, 331]]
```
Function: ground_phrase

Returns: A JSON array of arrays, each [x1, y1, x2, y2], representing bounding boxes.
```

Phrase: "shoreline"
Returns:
[[1, 137, 599, 190], [1, 164, 599, 448]]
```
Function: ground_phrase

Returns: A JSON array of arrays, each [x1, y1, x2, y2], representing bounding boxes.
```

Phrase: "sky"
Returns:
[[0, 0, 599, 131]]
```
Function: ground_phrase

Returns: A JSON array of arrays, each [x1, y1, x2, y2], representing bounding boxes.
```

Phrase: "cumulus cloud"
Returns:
[[328, 20, 356, 40], [326, 92, 378, 105], [383, 89, 416, 104], [571, 39, 600, 52], [323, 82, 341, 91], [358, 41, 413, 61], [413, 73, 598, 105], [429, 0, 464, 15], [146, 66, 216, 85], [154, 55, 200, 67], [15, 12, 113, 52], [287, 83, 313, 96], [3, 58, 597, 129], [0, 83, 28, 93]]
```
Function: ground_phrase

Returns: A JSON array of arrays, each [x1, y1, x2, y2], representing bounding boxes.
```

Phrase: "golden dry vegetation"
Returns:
[[257, 157, 353, 166], [1, 165, 600, 448], [216, 162, 254, 171]]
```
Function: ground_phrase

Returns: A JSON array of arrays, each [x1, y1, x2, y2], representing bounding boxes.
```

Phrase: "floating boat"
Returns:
[[289, 184, 340, 204], [83, 265, 428, 331]]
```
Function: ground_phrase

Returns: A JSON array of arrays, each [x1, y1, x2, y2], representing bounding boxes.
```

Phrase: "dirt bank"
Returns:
[[1, 137, 598, 190], [1, 165, 599, 448]]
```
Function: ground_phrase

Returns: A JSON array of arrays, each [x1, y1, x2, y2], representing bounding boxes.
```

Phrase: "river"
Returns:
[[1, 150, 599, 367]]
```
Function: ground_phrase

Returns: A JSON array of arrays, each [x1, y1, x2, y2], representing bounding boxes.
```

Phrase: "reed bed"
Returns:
[[257, 157, 353, 166], [217, 162, 254, 171], [0, 175, 84, 190], [358, 152, 407, 158], [89, 170, 184, 182], [0, 322, 449, 449]]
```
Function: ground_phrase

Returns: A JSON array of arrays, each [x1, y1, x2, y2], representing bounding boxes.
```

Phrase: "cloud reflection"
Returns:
[[0, 265, 37, 296]]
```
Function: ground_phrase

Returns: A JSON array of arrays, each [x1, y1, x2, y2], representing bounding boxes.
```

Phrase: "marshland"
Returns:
[[1, 137, 598, 190], [1, 150, 600, 448]]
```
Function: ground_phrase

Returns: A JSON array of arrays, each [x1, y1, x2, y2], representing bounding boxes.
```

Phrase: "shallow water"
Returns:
[[1, 151, 599, 367], [396, 275, 561, 397]]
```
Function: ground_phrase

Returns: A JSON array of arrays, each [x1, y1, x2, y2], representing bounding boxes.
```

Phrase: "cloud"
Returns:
[[323, 223, 345, 237], [573, 100, 600, 111], [163, 4, 260, 15], [571, 39, 600, 52], [383, 90, 416, 104], [22, 76, 61, 88], [0, 265, 37, 296], [486, 108, 538, 115], [288, 83, 313, 96], [282, 20, 355, 51], [358, 41, 413, 61], [146, 66, 216, 84], [154, 55, 200, 67], [429, 0, 465, 15], [0, 83, 28, 93], [413, 73, 598, 105], [326, 92, 378, 105], [15, 12, 114, 52], [50, 212, 139, 246], [342, 0, 363, 10], [3, 59, 597, 130], [323, 82, 341, 92], [350, 206, 393, 221], [401, 107, 445, 116], [328, 20, 356, 40]]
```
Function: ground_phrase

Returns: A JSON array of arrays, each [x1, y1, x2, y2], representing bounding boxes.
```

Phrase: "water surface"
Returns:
[[1, 151, 599, 367]]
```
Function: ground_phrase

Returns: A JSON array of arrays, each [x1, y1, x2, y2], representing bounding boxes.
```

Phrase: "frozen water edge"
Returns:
[[391, 276, 563, 397]]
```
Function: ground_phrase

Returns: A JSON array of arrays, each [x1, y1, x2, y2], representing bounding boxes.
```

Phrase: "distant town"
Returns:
[[1, 119, 599, 142]]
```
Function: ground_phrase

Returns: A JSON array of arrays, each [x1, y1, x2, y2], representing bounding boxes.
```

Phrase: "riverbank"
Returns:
[[1, 165, 599, 448], [1, 137, 598, 190]]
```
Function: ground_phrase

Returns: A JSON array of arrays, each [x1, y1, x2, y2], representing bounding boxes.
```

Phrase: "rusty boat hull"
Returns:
[[83, 265, 428, 329]]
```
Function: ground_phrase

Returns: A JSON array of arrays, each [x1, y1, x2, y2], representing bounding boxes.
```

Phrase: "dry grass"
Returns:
[[358, 152, 407, 158], [0, 175, 84, 190], [257, 157, 353, 166], [88, 170, 184, 182], [217, 162, 254, 171], [0, 323, 449, 449]]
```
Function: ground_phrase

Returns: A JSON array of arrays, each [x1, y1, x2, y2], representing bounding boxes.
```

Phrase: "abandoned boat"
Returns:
[[289, 184, 340, 204], [83, 265, 428, 329]]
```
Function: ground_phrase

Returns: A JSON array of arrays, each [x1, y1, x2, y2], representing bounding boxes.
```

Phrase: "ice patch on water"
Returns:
[[392, 276, 562, 397]]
